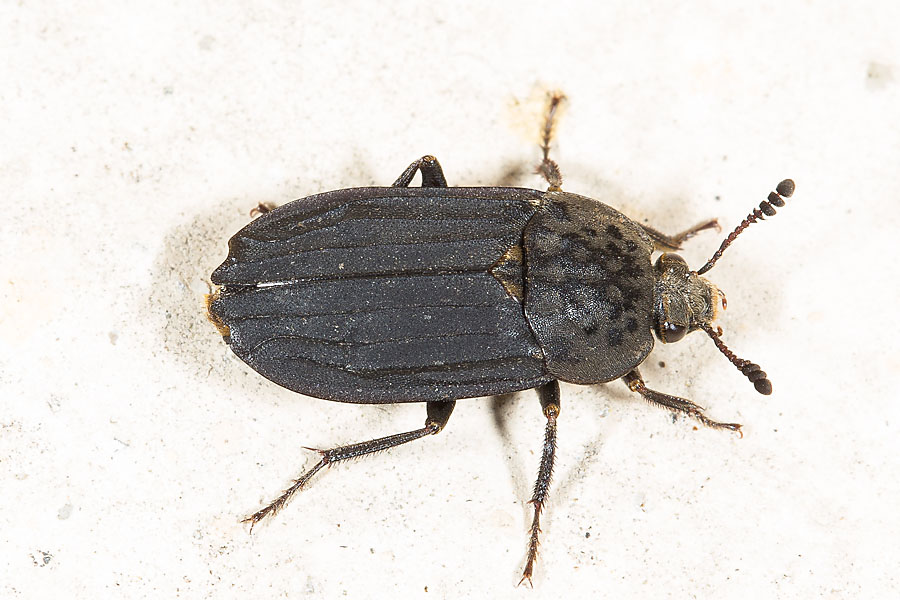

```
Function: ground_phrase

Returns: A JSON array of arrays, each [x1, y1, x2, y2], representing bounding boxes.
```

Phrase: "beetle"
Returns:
[[206, 94, 795, 584]]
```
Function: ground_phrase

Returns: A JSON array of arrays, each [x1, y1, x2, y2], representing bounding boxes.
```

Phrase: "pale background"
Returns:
[[2, 2, 898, 598]]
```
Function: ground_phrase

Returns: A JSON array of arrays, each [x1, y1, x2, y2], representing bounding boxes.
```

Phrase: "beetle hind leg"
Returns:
[[622, 368, 742, 434], [519, 380, 561, 587], [392, 155, 448, 187], [244, 400, 455, 529]]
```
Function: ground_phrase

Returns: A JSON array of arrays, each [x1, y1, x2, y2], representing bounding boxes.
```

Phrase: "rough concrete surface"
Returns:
[[2, 2, 898, 598]]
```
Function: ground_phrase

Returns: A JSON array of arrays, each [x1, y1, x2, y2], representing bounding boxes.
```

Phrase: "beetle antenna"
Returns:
[[701, 324, 772, 395], [536, 91, 566, 191], [696, 179, 795, 275]]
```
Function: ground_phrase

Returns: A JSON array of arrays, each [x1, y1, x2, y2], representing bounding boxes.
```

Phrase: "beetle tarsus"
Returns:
[[244, 401, 455, 530], [622, 369, 742, 434], [519, 381, 560, 586], [243, 459, 327, 530], [537, 91, 566, 191]]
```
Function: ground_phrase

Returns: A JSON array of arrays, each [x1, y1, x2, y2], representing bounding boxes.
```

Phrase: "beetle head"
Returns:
[[649, 179, 796, 396], [652, 253, 721, 343]]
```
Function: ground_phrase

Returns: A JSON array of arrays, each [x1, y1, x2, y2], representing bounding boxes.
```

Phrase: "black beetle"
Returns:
[[206, 94, 795, 584]]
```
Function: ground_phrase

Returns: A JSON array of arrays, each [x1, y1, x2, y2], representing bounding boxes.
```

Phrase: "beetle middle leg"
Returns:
[[622, 368, 741, 434], [640, 219, 721, 251], [519, 380, 561, 587], [244, 400, 455, 529], [392, 155, 448, 187]]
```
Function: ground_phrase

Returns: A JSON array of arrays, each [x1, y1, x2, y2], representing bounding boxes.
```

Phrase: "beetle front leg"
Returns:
[[535, 91, 566, 191], [640, 219, 721, 251], [392, 155, 448, 187], [244, 400, 455, 529], [622, 368, 741, 434], [519, 380, 560, 587]]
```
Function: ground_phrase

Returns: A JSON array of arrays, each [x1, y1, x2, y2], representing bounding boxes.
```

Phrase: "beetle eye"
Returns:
[[661, 321, 687, 343]]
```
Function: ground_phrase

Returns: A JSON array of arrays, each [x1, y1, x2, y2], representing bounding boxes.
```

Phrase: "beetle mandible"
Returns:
[[206, 93, 795, 585]]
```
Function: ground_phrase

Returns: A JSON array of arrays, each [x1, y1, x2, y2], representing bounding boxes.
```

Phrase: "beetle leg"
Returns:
[[392, 155, 448, 187], [640, 219, 721, 251], [622, 368, 742, 434], [249, 201, 277, 218], [519, 380, 561, 587], [536, 91, 566, 191], [243, 400, 456, 530]]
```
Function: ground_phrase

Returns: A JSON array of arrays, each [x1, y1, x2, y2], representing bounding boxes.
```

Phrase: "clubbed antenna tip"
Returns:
[[702, 324, 773, 395], [697, 179, 795, 275]]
